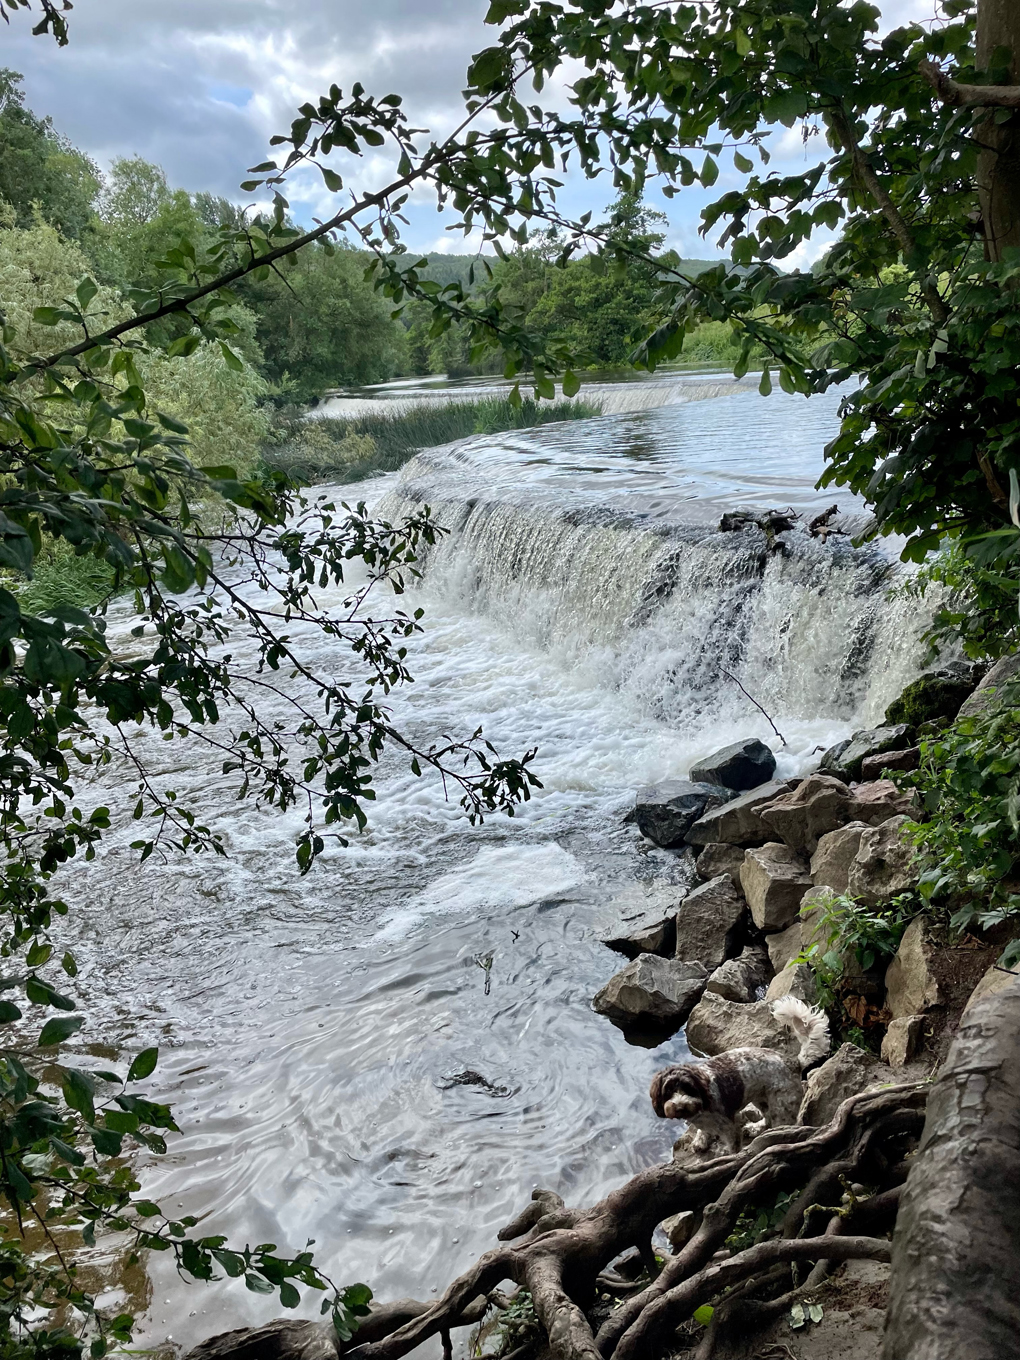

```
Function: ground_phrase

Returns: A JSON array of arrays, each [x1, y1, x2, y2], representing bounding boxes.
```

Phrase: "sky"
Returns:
[[6, 0, 942, 264]]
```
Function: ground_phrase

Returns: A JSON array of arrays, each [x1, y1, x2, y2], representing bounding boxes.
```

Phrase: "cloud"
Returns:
[[4, 0, 948, 259]]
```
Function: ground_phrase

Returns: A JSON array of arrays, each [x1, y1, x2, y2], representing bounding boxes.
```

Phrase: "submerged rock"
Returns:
[[592, 956, 708, 1029], [674, 873, 747, 969], [685, 778, 798, 847], [690, 738, 776, 793], [819, 725, 914, 782], [630, 780, 729, 848], [740, 843, 813, 932]]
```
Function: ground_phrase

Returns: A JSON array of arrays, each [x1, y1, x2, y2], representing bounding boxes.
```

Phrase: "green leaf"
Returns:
[[280, 1280, 301, 1309], [218, 341, 244, 372], [321, 167, 344, 192], [0, 1001, 23, 1024], [693, 1305, 715, 1326], [76, 277, 99, 310], [562, 370, 580, 398], [700, 155, 718, 187], [733, 151, 754, 173], [38, 1015, 84, 1047], [758, 366, 772, 396], [128, 1047, 159, 1082]]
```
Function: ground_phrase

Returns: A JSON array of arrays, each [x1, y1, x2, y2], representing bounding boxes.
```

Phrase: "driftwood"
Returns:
[[884, 976, 1020, 1360], [187, 1083, 927, 1360]]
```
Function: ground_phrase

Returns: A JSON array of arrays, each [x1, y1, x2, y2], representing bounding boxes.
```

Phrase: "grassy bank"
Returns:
[[262, 394, 604, 484]]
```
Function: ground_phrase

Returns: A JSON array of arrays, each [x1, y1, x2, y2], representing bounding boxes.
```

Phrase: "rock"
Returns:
[[685, 992, 792, 1057], [881, 1014, 925, 1067], [740, 843, 813, 932], [689, 738, 777, 792], [847, 815, 917, 905], [884, 916, 942, 1019], [660, 1210, 696, 1252], [859, 746, 920, 781], [809, 820, 871, 894], [848, 779, 915, 825], [592, 955, 709, 1029], [602, 911, 676, 960], [684, 778, 798, 847], [766, 963, 817, 1004], [705, 945, 771, 1003], [758, 774, 855, 856], [767, 919, 806, 974], [957, 651, 1020, 719], [818, 725, 914, 782], [630, 780, 729, 848], [818, 737, 852, 778], [884, 669, 979, 729], [961, 962, 1020, 1017], [674, 874, 747, 970], [694, 842, 746, 881], [798, 1043, 891, 1125]]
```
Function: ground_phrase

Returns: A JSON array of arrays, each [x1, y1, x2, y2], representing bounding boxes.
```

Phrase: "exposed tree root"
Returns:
[[187, 1084, 927, 1360]]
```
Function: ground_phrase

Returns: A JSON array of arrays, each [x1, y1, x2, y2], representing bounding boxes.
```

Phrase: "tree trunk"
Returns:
[[883, 975, 1020, 1359], [977, 0, 1020, 260]]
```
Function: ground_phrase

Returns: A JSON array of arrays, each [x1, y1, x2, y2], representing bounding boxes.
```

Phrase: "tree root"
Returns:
[[186, 1084, 927, 1360]]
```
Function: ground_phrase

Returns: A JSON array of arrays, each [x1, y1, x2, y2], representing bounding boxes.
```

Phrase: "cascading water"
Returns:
[[56, 380, 935, 1349]]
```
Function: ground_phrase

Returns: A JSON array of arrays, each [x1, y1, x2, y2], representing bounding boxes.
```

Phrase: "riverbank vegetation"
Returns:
[[2, 0, 1020, 1355]]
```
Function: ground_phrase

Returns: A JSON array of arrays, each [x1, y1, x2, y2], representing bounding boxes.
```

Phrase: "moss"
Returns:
[[884, 672, 976, 729]]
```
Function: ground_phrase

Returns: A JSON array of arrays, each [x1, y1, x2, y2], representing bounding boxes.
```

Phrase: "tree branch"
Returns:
[[920, 59, 1020, 110]]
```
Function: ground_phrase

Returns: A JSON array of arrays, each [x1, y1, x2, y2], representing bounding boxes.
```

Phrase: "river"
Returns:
[[58, 373, 932, 1350]]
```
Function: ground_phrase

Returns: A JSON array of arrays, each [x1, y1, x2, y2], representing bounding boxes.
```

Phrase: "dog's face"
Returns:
[[649, 1066, 707, 1120]]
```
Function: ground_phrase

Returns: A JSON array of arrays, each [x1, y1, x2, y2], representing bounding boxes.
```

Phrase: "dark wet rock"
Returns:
[[818, 737, 852, 777], [630, 780, 729, 848], [705, 945, 771, 1003], [674, 874, 748, 969], [694, 842, 746, 881], [690, 738, 777, 793], [819, 725, 914, 783], [740, 842, 813, 932], [758, 774, 855, 857], [593, 955, 709, 1029], [685, 778, 799, 847], [436, 1069, 513, 1097], [884, 668, 981, 729]]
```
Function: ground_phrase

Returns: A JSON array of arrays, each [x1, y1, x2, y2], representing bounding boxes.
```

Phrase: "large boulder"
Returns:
[[602, 911, 676, 960], [694, 842, 746, 882], [630, 780, 729, 848], [740, 843, 813, 932], [757, 774, 855, 856], [859, 747, 920, 782], [705, 945, 771, 1003], [957, 651, 1020, 720], [674, 874, 747, 970], [798, 1043, 890, 1125], [690, 738, 777, 792], [819, 725, 914, 782], [961, 962, 1020, 1018], [884, 916, 942, 1019], [847, 815, 917, 906], [884, 669, 979, 729], [685, 992, 792, 1057], [766, 962, 817, 1004], [767, 919, 806, 974], [592, 956, 708, 1029], [849, 779, 916, 826], [809, 820, 871, 894], [684, 778, 798, 847]]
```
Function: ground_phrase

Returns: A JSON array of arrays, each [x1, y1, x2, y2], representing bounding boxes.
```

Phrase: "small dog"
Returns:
[[649, 997, 831, 1154]]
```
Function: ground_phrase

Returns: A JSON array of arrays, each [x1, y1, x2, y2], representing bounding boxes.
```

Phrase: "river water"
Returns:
[[58, 376, 932, 1349]]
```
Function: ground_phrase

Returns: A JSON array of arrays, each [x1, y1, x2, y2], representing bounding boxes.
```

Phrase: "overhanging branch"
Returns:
[[920, 59, 1020, 110]]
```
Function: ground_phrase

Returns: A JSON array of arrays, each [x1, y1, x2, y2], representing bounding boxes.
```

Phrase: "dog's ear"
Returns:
[[649, 1067, 679, 1117]]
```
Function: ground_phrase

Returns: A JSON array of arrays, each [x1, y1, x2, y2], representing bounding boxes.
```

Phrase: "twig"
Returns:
[[720, 669, 787, 747]]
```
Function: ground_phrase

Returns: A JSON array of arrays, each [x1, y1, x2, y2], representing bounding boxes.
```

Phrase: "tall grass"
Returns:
[[262, 394, 604, 484]]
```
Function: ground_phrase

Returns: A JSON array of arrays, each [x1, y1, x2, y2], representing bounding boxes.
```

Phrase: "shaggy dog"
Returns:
[[649, 997, 831, 1154]]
